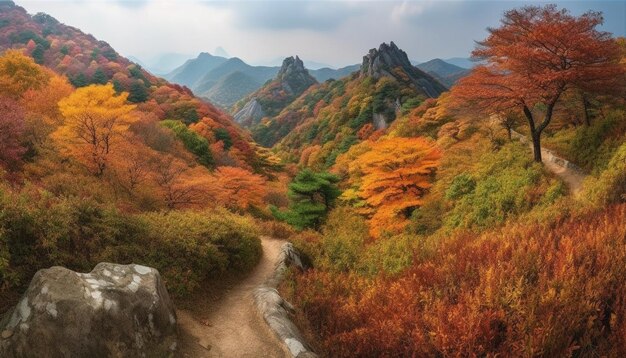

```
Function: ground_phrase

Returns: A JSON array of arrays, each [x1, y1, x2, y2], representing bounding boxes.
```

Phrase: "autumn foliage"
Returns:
[[55, 84, 136, 176], [207, 166, 268, 211], [340, 137, 441, 237], [0, 97, 26, 172], [452, 5, 625, 162], [288, 204, 626, 357]]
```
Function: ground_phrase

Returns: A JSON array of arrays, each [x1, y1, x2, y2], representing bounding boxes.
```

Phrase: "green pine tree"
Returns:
[[92, 68, 108, 85], [128, 81, 149, 103], [272, 169, 341, 230]]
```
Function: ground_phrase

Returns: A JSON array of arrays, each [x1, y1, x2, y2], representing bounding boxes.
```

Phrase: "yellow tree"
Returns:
[[55, 84, 136, 176], [0, 50, 50, 99], [348, 137, 441, 237]]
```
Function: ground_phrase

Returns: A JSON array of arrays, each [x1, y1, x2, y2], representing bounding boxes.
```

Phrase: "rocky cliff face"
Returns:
[[276, 56, 318, 96], [233, 98, 266, 127], [232, 56, 318, 128], [360, 41, 446, 98]]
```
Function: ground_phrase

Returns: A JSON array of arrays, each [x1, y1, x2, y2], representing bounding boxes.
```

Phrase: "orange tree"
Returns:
[[344, 137, 441, 237], [207, 166, 268, 211], [452, 5, 624, 162]]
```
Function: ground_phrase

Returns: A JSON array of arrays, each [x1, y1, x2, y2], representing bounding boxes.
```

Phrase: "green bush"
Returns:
[[0, 185, 262, 298], [317, 207, 368, 272], [543, 111, 625, 173], [272, 169, 341, 230], [581, 142, 626, 208], [161, 119, 214, 168], [443, 142, 559, 230], [117, 209, 262, 296]]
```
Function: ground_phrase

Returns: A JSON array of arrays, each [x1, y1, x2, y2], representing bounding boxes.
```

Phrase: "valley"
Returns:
[[0, 1, 625, 357]]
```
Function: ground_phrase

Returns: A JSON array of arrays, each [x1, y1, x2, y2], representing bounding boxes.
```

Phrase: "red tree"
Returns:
[[452, 5, 624, 162], [0, 97, 26, 171]]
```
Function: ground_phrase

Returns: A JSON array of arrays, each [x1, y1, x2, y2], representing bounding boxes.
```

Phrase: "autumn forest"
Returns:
[[0, 1, 625, 357]]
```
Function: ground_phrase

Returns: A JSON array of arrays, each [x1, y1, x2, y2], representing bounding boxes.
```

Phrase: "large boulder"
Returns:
[[0, 263, 178, 358]]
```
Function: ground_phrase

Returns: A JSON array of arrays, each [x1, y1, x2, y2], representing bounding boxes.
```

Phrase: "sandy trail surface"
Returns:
[[177, 237, 289, 358], [540, 147, 586, 194]]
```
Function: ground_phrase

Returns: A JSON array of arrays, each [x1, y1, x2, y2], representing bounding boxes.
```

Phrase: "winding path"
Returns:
[[176, 237, 289, 358], [511, 130, 587, 194]]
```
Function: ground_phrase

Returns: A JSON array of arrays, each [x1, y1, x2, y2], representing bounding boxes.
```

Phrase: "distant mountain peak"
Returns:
[[361, 41, 414, 78], [214, 46, 230, 58], [277, 56, 306, 79], [276, 55, 317, 95], [360, 41, 446, 97]]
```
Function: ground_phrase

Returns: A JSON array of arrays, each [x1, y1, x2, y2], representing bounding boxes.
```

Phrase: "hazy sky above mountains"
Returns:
[[17, 0, 626, 68]]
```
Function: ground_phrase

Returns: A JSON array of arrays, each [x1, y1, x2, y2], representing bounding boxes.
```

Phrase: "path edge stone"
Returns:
[[253, 242, 318, 358]]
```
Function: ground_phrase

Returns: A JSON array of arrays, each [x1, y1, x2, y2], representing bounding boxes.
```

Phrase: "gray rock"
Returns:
[[0, 263, 177, 358], [254, 243, 317, 358], [276, 56, 318, 96], [360, 41, 446, 98], [233, 98, 266, 126]]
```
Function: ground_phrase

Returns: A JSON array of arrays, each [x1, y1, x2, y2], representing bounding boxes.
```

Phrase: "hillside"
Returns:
[[202, 71, 262, 110], [276, 6, 626, 357], [0, 2, 265, 171], [0, 0, 299, 330], [233, 56, 318, 127], [416, 58, 470, 87]]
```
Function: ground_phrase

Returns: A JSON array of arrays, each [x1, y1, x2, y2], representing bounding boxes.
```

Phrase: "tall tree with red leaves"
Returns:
[[452, 5, 625, 162]]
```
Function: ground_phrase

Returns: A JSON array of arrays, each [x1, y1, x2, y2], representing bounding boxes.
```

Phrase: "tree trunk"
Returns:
[[507, 127, 512, 141], [522, 105, 543, 163], [582, 95, 591, 126], [531, 131, 542, 163]]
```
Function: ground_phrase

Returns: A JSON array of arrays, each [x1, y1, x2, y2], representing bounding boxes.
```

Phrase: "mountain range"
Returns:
[[164, 52, 468, 110], [164, 53, 364, 109], [248, 41, 448, 155]]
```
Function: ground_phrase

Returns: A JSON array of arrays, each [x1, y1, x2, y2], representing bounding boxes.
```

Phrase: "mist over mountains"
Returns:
[[159, 49, 469, 110]]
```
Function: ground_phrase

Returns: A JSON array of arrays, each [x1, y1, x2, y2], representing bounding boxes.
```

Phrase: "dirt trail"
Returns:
[[511, 130, 586, 194], [177, 237, 289, 358], [540, 147, 586, 194]]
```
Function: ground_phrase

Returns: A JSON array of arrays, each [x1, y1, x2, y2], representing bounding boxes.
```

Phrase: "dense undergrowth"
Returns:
[[285, 203, 626, 357], [0, 184, 262, 306]]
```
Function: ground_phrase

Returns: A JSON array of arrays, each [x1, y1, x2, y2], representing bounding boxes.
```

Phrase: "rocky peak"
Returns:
[[277, 56, 305, 79], [275, 55, 317, 95], [360, 41, 414, 78], [360, 41, 447, 98]]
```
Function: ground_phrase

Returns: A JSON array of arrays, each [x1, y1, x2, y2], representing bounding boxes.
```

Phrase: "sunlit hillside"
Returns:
[[0, 1, 624, 357]]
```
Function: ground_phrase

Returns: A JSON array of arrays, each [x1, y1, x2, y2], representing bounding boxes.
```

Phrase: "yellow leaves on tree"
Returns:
[[207, 166, 267, 211], [347, 137, 441, 237], [0, 50, 50, 99], [55, 84, 136, 176]]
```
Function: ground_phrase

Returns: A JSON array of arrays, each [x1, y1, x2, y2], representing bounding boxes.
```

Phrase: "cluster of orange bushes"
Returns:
[[290, 204, 626, 357]]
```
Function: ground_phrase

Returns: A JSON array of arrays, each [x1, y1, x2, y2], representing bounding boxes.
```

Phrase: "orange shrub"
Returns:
[[289, 204, 626, 357]]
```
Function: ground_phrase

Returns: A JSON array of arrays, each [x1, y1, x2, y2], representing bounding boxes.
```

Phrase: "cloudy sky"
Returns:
[[16, 0, 626, 68]]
